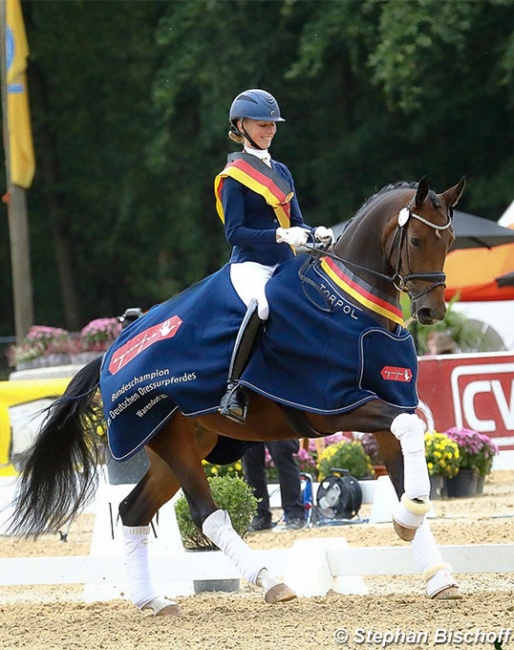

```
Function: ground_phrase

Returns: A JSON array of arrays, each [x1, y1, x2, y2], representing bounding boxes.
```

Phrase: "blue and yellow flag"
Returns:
[[6, 0, 35, 188]]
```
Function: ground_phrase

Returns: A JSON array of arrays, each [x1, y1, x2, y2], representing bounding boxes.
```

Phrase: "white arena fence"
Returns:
[[1, 475, 513, 600]]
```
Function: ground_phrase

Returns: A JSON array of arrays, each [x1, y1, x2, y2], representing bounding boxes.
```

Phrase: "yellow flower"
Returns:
[[425, 430, 460, 478]]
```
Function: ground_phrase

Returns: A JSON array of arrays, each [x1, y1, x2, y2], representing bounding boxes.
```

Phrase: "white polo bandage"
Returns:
[[202, 509, 264, 585], [123, 525, 158, 609], [391, 413, 430, 500], [412, 522, 457, 597]]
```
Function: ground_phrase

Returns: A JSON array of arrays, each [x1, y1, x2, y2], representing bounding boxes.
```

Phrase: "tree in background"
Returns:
[[1, 0, 514, 336]]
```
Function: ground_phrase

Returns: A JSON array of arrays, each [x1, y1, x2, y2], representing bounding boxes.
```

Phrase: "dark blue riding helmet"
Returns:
[[229, 89, 286, 126]]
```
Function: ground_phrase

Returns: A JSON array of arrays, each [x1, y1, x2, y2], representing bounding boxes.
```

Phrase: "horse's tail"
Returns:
[[9, 356, 104, 537]]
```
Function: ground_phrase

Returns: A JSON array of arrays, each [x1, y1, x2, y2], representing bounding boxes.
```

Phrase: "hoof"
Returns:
[[431, 586, 463, 600], [156, 603, 183, 617], [142, 597, 183, 617], [264, 583, 297, 604], [393, 518, 417, 542]]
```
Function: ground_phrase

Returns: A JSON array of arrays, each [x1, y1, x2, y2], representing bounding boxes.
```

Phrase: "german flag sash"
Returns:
[[320, 255, 405, 326], [214, 152, 294, 229]]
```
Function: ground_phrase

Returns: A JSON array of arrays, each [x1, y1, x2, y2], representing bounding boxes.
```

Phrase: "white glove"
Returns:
[[314, 226, 335, 245], [276, 227, 310, 248]]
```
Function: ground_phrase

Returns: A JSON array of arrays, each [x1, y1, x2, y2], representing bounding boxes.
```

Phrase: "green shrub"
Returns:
[[317, 440, 373, 480], [174, 475, 258, 550]]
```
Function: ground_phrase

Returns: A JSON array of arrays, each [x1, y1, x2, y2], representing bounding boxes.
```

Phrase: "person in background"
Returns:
[[427, 331, 458, 355], [215, 88, 335, 424], [243, 439, 306, 531]]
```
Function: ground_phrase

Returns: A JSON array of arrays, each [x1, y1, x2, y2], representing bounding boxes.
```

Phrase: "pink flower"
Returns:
[[80, 318, 122, 352], [445, 427, 499, 476]]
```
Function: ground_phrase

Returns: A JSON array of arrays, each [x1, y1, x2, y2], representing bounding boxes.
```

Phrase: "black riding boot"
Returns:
[[219, 299, 264, 424]]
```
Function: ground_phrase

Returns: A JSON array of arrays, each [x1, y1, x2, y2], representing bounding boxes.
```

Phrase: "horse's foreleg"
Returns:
[[379, 441, 460, 598], [201, 509, 296, 603], [389, 413, 431, 541], [411, 521, 462, 600], [150, 419, 296, 604]]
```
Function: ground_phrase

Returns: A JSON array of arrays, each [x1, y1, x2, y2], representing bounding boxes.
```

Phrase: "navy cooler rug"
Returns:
[[241, 256, 419, 414], [101, 256, 419, 460], [101, 265, 246, 459]]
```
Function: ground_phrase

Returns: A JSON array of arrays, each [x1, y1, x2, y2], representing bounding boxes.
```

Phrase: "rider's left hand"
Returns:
[[314, 226, 335, 246]]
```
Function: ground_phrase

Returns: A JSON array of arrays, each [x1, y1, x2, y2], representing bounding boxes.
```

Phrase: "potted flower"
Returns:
[[264, 446, 318, 481], [445, 427, 499, 496], [359, 432, 387, 477], [294, 447, 318, 480], [259, 447, 278, 482], [317, 440, 373, 480], [7, 325, 71, 369], [7, 341, 44, 369], [174, 475, 257, 593], [424, 430, 460, 498], [79, 317, 122, 357]]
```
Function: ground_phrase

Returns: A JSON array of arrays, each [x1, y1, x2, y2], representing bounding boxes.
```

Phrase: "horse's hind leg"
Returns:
[[149, 417, 296, 605], [113, 423, 219, 616], [118, 447, 185, 617]]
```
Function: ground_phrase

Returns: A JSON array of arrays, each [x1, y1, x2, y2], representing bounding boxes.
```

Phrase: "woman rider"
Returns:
[[215, 89, 334, 423]]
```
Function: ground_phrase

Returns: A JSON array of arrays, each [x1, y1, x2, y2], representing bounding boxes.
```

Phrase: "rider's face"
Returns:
[[238, 118, 277, 150]]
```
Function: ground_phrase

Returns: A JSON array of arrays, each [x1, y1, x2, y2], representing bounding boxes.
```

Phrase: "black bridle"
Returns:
[[304, 204, 453, 305]]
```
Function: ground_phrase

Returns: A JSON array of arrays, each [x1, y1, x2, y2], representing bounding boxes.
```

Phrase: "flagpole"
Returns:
[[0, 0, 34, 344]]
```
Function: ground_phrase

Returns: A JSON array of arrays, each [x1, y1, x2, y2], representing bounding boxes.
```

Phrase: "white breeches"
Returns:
[[230, 262, 277, 320]]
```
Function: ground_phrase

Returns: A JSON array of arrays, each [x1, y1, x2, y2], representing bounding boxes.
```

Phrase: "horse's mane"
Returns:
[[337, 180, 439, 241], [353, 181, 419, 220]]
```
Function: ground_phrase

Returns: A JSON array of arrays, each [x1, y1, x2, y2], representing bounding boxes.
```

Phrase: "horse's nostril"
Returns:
[[417, 308, 435, 325]]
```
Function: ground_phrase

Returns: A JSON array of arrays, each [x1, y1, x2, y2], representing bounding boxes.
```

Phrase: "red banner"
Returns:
[[417, 352, 514, 453]]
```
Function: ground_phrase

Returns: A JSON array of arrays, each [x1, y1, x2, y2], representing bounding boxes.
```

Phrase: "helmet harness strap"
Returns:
[[240, 119, 263, 150]]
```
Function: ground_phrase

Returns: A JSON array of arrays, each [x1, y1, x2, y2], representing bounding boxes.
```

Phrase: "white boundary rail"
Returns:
[[2, 476, 513, 599], [0, 543, 512, 587]]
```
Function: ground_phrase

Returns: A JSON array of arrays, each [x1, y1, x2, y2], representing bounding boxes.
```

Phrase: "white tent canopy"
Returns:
[[498, 198, 514, 227]]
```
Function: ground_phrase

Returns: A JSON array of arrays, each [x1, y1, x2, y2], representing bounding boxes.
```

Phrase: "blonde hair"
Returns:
[[228, 130, 244, 144]]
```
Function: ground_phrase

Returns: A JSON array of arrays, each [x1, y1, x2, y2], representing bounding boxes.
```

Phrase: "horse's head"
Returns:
[[384, 177, 466, 324], [334, 176, 466, 328]]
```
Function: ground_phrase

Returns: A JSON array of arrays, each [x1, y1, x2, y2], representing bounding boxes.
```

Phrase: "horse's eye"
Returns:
[[410, 237, 421, 247]]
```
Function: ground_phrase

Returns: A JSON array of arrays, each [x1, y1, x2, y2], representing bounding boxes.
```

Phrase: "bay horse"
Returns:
[[10, 177, 466, 616]]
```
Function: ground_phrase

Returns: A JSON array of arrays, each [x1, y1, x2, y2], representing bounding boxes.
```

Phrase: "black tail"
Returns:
[[9, 356, 104, 537]]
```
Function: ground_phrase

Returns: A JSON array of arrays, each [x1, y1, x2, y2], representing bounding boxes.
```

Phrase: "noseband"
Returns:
[[306, 204, 452, 304]]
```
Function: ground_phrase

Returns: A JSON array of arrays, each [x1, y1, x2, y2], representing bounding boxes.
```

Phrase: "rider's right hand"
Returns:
[[276, 227, 310, 248]]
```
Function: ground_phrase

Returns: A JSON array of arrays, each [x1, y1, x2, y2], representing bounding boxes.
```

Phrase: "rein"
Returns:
[[302, 204, 452, 308]]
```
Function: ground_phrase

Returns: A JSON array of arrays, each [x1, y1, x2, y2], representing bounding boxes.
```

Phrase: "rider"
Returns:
[[215, 88, 335, 423]]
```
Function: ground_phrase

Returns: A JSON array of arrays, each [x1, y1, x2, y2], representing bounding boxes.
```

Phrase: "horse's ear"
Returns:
[[414, 177, 430, 208], [441, 176, 466, 209]]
